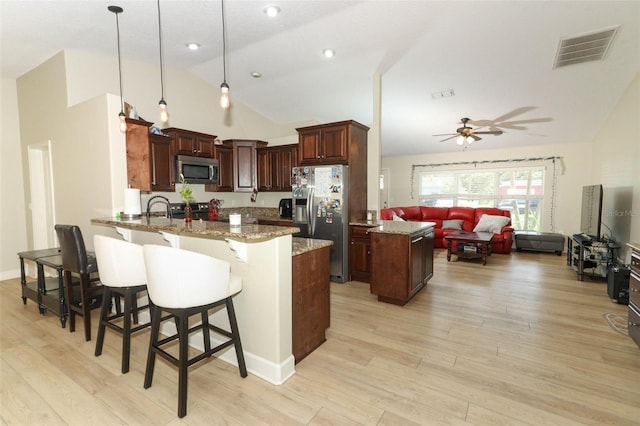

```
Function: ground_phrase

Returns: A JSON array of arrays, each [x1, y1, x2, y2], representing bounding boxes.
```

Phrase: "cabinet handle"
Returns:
[[631, 288, 639, 292], [629, 322, 639, 327], [412, 237, 423, 243]]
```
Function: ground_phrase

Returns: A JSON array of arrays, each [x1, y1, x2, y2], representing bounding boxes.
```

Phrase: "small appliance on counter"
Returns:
[[279, 198, 293, 218]]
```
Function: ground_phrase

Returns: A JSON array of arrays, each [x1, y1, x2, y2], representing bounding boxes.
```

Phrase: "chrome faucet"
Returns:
[[146, 195, 173, 219]]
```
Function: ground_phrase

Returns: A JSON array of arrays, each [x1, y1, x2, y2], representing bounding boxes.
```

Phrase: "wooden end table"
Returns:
[[445, 231, 494, 265]]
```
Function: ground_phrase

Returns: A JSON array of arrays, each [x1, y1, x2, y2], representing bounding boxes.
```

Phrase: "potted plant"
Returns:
[[179, 174, 194, 222]]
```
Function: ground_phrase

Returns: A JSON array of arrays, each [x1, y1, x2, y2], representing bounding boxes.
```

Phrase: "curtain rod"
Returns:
[[411, 156, 562, 170]]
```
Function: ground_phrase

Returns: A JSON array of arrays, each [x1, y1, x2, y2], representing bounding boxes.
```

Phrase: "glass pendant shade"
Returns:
[[159, 99, 169, 122], [456, 135, 465, 145], [466, 136, 474, 144], [108, 5, 126, 133], [220, 82, 230, 109], [119, 112, 127, 133]]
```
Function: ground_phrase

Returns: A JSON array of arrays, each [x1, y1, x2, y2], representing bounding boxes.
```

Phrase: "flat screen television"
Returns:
[[580, 184, 603, 241]]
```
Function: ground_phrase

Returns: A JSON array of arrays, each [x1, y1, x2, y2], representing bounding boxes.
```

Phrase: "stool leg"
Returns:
[[177, 313, 189, 418], [144, 304, 161, 389], [94, 287, 112, 357], [201, 311, 211, 352], [121, 288, 133, 374], [226, 298, 247, 378]]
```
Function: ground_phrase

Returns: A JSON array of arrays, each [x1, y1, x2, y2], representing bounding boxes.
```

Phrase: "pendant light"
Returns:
[[157, 0, 169, 123], [219, 0, 230, 109], [108, 5, 126, 133]]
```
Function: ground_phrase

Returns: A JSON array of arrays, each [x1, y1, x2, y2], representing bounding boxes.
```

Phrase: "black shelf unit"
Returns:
[[566, 236, 617, 281]]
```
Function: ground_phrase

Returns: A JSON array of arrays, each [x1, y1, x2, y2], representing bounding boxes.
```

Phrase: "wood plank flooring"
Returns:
[[2, 250, 639, 425]]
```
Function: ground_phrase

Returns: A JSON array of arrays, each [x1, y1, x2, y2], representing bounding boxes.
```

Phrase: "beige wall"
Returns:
[[591, 72, 640, 262], [1, 78, 28, 279]]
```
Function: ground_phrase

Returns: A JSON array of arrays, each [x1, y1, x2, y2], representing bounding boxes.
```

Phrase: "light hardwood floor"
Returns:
[[2, 250, 639, 425]]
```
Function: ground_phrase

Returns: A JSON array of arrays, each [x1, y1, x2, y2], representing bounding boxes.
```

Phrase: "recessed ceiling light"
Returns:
[[251, 71, 262, 78], [323, 48, 335, 58], [264, 6, 280, 17], [186, 42, 200, 50]]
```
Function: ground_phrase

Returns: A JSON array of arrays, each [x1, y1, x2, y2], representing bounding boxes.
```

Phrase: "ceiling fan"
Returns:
[[434, 117, 503, 145]]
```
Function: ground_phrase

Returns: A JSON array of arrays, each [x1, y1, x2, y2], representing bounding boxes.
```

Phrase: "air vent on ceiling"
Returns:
[[553, 26, 619, 69]]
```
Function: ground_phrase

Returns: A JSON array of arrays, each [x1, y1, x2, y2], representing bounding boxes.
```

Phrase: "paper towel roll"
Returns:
[[124, 188, 141, 215]]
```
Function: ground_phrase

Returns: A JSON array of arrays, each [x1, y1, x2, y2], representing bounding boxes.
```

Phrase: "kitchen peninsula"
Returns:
[[92, 216, 331, 384]]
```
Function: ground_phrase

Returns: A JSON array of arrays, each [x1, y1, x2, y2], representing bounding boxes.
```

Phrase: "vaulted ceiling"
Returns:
[[2, 1, 638, 156]]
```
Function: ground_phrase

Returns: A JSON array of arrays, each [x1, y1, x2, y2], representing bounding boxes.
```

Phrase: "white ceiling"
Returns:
[[2, 1, 639, 156]]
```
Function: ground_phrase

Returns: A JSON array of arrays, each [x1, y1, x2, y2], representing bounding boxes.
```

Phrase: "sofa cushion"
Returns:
[[442, 219, 464, 230], [473, 214, 511, 234]]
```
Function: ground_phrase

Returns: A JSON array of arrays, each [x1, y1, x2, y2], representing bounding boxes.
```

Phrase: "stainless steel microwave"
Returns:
[[176, 155, 219, 185]]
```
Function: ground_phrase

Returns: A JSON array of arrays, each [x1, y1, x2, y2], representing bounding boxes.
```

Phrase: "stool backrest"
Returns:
[[93, 235, 146, 288], [55, 224, 90, 274], [143, 245, 237, 309]]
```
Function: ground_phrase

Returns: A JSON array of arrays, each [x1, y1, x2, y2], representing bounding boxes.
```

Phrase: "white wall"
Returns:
[[591, 72, 640, 262], [0, 78, 28, 279]]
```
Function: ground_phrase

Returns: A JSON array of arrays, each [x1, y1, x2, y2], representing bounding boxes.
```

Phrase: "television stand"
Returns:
[[567, 236, 617, 281]]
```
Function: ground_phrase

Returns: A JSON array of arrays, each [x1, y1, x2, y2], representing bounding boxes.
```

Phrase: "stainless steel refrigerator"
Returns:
[[292, 165, 349, 283]]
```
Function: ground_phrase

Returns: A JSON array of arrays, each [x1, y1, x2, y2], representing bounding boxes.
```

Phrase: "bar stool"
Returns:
[[142, 244, 247, 418], [93, 235, 150, 374], [54, 224, 103, 341]]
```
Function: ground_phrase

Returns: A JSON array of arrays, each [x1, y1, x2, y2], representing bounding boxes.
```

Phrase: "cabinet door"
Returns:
[[322, 124, 348, 163], [349, 226, 372, 283], [196, 137, 215, 158], [256, 148, 271, 191], [268, 149, 281, 190], [423, 229, 434, 283], [298, 131, 321, 164], [174, 133, 197, 155], [279, 145, 297, 192], [410, 233, 425, 294], [215, 145, 234, 192], [149, 134, 174, 192], [233, 141, 257, 192]]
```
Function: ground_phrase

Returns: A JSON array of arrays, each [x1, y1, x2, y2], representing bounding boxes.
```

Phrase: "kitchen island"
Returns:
[[369, 220, 436, 305], [92, 216, 330, 384]]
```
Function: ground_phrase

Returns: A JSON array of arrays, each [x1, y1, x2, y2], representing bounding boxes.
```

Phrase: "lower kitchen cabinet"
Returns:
[[370, 227, 434, 305], [292, 245, 330, 363], [349, 224, 375, 283]]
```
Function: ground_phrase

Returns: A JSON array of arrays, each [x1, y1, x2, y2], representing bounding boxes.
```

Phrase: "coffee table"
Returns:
[[445, 231, 494, 265]]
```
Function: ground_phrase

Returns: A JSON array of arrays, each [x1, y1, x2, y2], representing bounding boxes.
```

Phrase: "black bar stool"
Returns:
[[93, 235, 150, 374], [142, 244, 247, 418]]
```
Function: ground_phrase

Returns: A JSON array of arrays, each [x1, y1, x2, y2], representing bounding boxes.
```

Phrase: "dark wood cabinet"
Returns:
[[292, 245, 330, 363], [628, 245, 640, 347], [296, 120, 369, 223], [297, 122, 357, 165], [349, 225, 375, 283], [257, 144, 298, 192], [126, 118, 174, 192], [206, 144, 233, 192], [370, 227, 434, 305], [220, 139, 267, 193], [165, 127, 216, 158]]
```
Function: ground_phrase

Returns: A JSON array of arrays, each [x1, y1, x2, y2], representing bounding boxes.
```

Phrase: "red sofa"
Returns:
[[379, 206, 513, 254]]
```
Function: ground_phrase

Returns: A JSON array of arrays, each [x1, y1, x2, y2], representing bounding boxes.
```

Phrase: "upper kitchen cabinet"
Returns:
[[223, 139, 268, 193], [125, 118, 174, 192], [206, 143, 234, 192], [257, 144, 298, 192], [164, 127, 216, 158], [296, 120, 369, 166]]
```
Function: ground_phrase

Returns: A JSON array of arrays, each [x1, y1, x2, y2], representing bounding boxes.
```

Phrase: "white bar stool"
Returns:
[[93, 235, 150, 374], [142, 244, 247, 418]]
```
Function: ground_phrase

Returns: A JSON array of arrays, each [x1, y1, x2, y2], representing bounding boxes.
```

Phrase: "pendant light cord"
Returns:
[[115, 9, 124, 113], [221, 0, 227, 83], [157, 0, 165, 100]]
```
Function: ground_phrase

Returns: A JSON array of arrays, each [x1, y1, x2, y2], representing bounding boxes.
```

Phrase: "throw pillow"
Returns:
[[442, 219, 463, 230], [392, 213, 405, 221], [473, 214, 510, 234]]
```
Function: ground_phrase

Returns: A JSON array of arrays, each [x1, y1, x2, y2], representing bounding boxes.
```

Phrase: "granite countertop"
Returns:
[[367, 220, 435, 235], [292, 237, 333, 256], [92, 216, 299, 242], [627, 242, 640, 252]]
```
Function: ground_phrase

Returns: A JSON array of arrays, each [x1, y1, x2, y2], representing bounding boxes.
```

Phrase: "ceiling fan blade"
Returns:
[[469, 134, 482, 142], [491, 106, 538, 123], [433, 133, 458, 137], [439, 135, 458, 142], [473, 130, 503, 135]]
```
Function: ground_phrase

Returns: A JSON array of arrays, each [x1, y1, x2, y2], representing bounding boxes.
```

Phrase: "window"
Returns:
[[419, 167, 544, 231]]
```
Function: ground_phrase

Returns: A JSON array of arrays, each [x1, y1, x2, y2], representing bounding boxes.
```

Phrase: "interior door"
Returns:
[[380, 168, 390, 209]]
